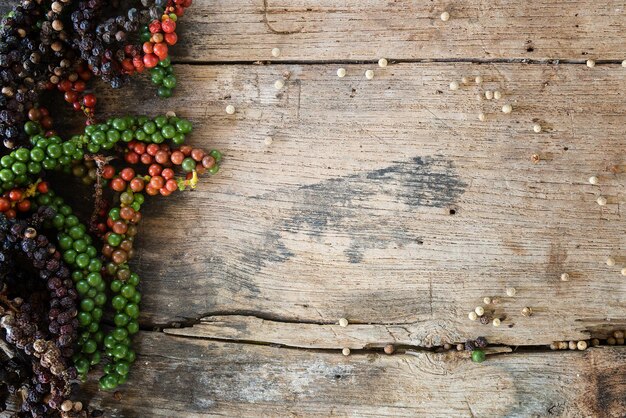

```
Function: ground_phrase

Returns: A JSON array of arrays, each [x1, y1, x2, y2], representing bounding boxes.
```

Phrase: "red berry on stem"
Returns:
[[142, 42, 154, 54], [130, 178, 145, 192], [161, 168, 175, 179], [111, 178, 127, 192], [140, 153, 153, 165], [165, 179, 178, 192], [83, 94, 96, 108], [120, 168, 135, 182], [0, 197, 10, 212], [143, 53, 159, 68], [17, 199, 30, 212], [146, 144, 160, 156], [37, 182, 49, 194], [134, 143, 146, 154], [148, 164, 162, 177], [102, 165, 116, 179], [161, 18, 176, 33], [125, 152, 140, 164], [64, 91, 78, 103], [73, 80, 86, 92], [149, 20, 162, 34], [164, 32, 178, 46], [153, 43, 168, 60], [9, 189, 22, 201]]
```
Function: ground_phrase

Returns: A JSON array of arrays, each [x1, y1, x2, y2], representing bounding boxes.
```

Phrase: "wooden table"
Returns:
[[4, 1, 626, 416]]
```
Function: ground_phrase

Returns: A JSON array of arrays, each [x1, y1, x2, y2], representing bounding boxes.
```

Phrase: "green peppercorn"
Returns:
[[120, 285, 135, 299], [181, 157, 196, 172], [471, 349, 486, 363]]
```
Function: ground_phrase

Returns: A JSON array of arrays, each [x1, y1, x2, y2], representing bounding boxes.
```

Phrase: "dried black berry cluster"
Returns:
[[0, 208, 89, 417], [0, 0, 163, 149]]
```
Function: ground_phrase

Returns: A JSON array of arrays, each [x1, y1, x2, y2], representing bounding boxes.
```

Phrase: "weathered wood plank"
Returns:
[[171, 0, 626, 62], [78, 332, 626, 417], [2, 1, 624, 62], [162, 315, 615, 349], [82, 62, 626, 347]]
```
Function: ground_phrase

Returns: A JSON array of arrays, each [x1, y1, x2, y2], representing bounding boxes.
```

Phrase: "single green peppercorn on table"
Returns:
[[3, 0, 626, 416]]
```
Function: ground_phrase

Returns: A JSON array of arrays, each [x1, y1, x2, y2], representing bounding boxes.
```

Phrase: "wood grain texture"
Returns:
[[77, 62, 626, 348], [170, 0, 626, 62], [75, 332, 626, 418]]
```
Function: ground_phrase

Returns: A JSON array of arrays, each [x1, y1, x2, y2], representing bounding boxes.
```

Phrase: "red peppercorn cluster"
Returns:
[[51, 65, 97, 122]]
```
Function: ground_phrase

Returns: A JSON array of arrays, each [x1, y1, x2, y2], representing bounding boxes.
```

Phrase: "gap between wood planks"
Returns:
[[170, 57, 625, 66], [132, 311, 621, 355]]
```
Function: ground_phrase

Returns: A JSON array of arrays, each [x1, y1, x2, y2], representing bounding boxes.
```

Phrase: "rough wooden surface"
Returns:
[[171, 0, 626, 62], [78, 333, 626, 418], [85, 63, 626, 348], [2, 0, 626, 416]]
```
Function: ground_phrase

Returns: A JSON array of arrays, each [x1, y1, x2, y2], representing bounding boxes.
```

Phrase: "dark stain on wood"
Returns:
[[243, 156, 466, 266]]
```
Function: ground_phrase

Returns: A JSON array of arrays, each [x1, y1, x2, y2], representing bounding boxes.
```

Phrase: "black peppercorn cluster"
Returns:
[[0, 0, 187, 150], [0, 208, 89, 417]]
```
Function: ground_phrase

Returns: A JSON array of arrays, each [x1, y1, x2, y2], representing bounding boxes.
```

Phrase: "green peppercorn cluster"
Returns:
[[3, 114, 220, 394], [150, 57, 177, 98]]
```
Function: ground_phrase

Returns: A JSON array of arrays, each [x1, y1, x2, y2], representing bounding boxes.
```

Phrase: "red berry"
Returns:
[[191, 149, 205, 162], [140, 153, 153, 165], [102, 165, 116, 179], [130, 178, 145, 192], [142, 42, 154, 54], [125, 152, 140, 164], [134, 143, 146, 154], [64, 91, 78, 103], [145, 186, 159, 196], [180, 145, 192, 156], [121, 58, 135, 72], [120, 167, 135, 182], [170, 151, 184, 165], [5, 209, 16, 219], [37, 182, 49, 194], [161, 18, 176, 33], [155, 150, 170, 164], [161, 168, 175, 179], [83, 94, 96, 108], [0, 197, 10, 212], [73, 101, 82, 111], [149, 20, 162, 34], [148, 164, 162, 177], [111, 178, 127, 192], [73, 80, 86, 92], [149, 176, 164, 189], [159, 187, 172, 196], [153, 43, 168, 60], [164, 32, 178, 46], [146, 144, 160, 156], [16, 199, 30, 212], [143, 53, 159, 68], [8, 189, 22, 201], [58, 80, 72, 92], [165, 179, 178, 192], [133, 56, 145, 70]]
